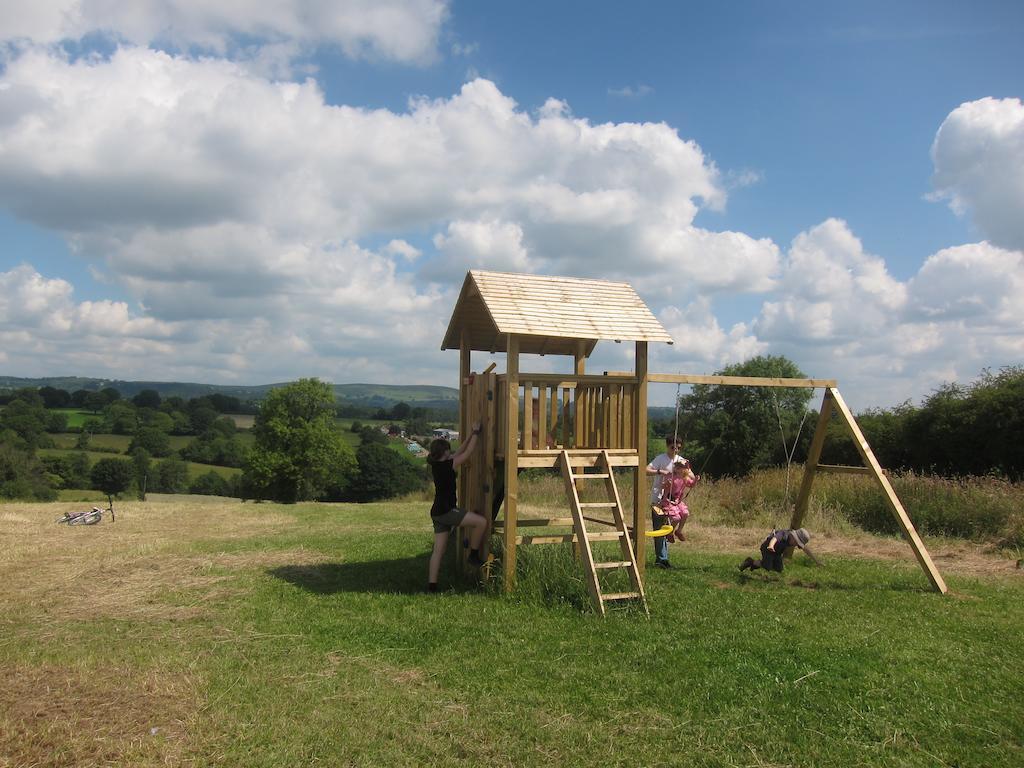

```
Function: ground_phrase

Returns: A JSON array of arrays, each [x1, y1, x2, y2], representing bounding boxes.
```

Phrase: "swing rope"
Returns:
[[771, 389, 813, 505]]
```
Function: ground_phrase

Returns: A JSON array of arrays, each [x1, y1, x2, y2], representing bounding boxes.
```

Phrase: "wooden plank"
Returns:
[[523, 373, 639, 386], [602, 592, 642, 601], [549, 386, 558, 448], [595, 561, 632, 570], [634, 342, 649, 576], [522, 381, 533, 451], [817, 464, 876, 475], [561, 386, 570, 449], [827, 388, 947, 594], [503, 335, 519, 592], [493, 517, 575, 528], [457, 331, 471, 566], [587, 531, 626, 541], [483, 370, 497, 558], [538, 385, 548, 451], [516, 535, 579, 545], [515, 452, 640, 468], [649, 373, 836, 388]]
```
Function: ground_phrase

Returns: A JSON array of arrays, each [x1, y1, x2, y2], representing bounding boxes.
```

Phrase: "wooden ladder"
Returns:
[[559, 449, 648, 617]]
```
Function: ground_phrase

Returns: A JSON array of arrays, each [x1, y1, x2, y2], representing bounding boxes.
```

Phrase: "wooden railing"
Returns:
[[495, 373, 640, 454]]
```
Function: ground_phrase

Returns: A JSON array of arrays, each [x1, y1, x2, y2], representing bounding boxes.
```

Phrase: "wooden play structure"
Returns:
[[441, 270, 946, 613]]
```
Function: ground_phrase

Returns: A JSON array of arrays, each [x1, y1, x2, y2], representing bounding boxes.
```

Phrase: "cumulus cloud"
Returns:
[[0, 47, 745, 303], [0, 0, 449, 65], [931, 97, 1024, 251], [739, 219, 1024, 408], [755, 218, 905, 344], [657, 298, 766, 367]]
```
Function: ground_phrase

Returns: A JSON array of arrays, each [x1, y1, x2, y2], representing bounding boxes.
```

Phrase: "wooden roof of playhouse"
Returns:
[[441, 270, 673, 357]]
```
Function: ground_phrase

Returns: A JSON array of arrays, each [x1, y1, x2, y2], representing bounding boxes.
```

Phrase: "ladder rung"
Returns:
[[595, 561, 632, 570], [495, 518, 574, 528], [588, 531, 625, 541], [602, 592, 642, 601], [582, 473, 610, 479], [579, 502, 616, 508]]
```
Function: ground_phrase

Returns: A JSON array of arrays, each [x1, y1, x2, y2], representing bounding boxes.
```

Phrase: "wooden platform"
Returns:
[[498, 448, 640, 467]]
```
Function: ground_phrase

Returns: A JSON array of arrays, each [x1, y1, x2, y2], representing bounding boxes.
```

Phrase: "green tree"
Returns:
[[678, 355, 814, 477], [132, 389, 162, 409], [90, 457, 133, 510], [243, 379, 356, 502], [39, 386, 71, 408], [103, 401, 138, 435], [131, 447, 151, 500], [0, 443, 57, 501], [84, 391, 107, 413], [153, 456, 189, 493], [129, 427, 172, 457], [345, 442, 425, 502], [189, 470, 231, 496], [0, 394, 51, 448]]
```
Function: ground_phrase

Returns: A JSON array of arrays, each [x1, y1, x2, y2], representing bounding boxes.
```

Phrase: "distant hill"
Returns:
[[0, 375, 459, 410]]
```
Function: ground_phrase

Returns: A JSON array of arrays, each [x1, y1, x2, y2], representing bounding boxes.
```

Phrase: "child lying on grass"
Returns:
[[739, 527, 821, 573]]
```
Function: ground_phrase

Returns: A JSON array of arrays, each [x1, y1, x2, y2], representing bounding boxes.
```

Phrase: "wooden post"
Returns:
[[503, 335, 520, 592], [827, 388, 948, 594], [457, 332, 471, 564], [634, 341, 649, 576]]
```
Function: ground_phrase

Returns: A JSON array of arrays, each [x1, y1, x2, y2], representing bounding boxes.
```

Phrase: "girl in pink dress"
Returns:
[[659, 459, 699, 542]]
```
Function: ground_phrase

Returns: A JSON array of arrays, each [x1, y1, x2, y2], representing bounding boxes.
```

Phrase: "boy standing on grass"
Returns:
[[646, 435, 686, 568], [426, 421, 488, 592]]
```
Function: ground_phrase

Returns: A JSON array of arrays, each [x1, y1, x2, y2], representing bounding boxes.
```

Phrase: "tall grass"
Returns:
[[506, 466, 1024, 548]]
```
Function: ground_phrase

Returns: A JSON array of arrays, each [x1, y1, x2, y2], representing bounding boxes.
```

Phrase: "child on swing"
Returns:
[[659, 459, 698, 542]]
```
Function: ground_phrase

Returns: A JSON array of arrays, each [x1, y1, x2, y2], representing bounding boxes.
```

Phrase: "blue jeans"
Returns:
[[651, 508, 669, 563]]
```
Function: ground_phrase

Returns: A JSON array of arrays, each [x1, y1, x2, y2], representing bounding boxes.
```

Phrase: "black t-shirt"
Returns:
[[430, 458, 457, 517]]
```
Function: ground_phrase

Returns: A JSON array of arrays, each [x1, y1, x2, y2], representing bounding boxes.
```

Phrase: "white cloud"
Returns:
[[425, 219, 534, 280], [930, 97, 1024, 251], [657, 298, 766, 367], [755, 218, 905, 344], [907, 242, 1024, 326], [0, 0, 449, 65]]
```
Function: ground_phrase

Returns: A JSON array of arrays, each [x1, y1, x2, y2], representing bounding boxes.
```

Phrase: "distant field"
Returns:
[[50, 408, 97, 429], [39, 447, 241, 482], [226, 414, 255, 429]]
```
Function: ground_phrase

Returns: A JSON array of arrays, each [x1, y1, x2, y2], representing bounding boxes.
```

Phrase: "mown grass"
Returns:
[[1, 498, 1021, 767]]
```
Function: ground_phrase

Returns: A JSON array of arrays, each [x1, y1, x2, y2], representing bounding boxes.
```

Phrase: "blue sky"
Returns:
[[0, 0, 1022, 409]]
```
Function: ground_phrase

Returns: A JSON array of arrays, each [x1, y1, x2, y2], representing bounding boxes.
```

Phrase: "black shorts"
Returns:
[[431, 507, 467, 533]]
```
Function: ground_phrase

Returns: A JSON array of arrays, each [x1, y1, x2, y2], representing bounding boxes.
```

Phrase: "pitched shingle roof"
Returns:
[[441, 270, 673, 356]]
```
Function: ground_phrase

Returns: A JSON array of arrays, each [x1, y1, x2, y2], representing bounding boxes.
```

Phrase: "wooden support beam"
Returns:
[[503, 334, 520, 592], [825, 388, 948, 594], [817, 464, 879, 476], [634, 341, 649, 576], [457, 331, 471, 565], [649, 373, 836, 388]]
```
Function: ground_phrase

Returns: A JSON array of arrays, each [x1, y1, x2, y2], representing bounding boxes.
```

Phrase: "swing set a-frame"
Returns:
[[442, 270, 947, 614]]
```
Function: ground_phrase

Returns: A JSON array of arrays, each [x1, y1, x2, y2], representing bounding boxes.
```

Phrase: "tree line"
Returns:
[[661, 357, 1024, 481]]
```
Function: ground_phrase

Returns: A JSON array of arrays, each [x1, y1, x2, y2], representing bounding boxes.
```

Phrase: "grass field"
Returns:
[[1, 498, 1021, 767]]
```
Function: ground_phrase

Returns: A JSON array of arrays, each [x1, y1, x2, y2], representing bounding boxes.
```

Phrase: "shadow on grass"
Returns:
[[268, 554, 484, 596]]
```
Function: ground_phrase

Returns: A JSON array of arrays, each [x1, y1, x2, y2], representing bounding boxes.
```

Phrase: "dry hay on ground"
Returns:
[[0, 663, 198, 768], [669, 520, 1022, 579], [0, 500, 322, 625], [512, 505, 1021, 580]]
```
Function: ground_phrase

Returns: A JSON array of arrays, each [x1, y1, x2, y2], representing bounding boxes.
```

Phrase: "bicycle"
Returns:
[[56, 505, 109, 526]]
